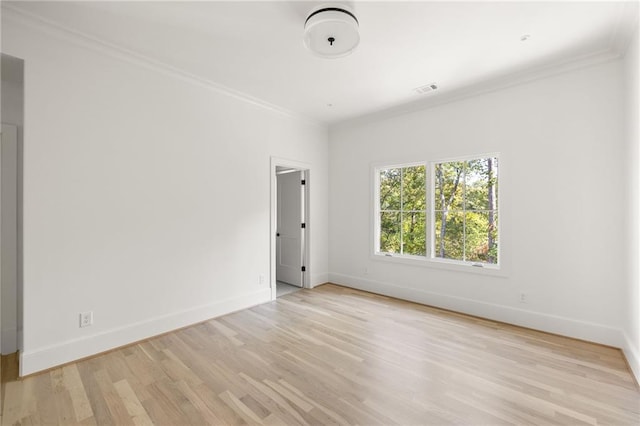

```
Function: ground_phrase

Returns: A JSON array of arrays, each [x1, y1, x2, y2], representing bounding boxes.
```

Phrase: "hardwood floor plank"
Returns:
[[61, 364, 94, 423], [238, 373, 310, 425], [1, 371, 36, 425], [113, 379, 153, 426], [190, 383, 246, 425], [142, 381, 187, 425], [51, 368, 80, 425], [219, 390, 264, 424], [262, 379, 313, 413], [76, 362, 111, 425], [174, 380, 225, 424], [2, 284, 638, 425], [93, 369, 133, 425], [32, 370, 59, 424]]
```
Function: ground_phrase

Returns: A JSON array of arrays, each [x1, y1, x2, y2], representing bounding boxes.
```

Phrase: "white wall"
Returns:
[[623, 24, 639, 380], [330, 60, 629, 352], [2, 12, 328, 375]]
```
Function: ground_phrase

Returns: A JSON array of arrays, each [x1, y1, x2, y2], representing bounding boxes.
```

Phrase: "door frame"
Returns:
[[270, 157, 311, 301]]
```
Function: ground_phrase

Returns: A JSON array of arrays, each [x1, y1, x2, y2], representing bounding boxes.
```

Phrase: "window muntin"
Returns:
[[377, 164, 427, 257], [374, 155, 499, 268]]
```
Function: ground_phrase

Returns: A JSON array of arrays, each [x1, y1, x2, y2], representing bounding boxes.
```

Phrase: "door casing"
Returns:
[[270, 157, 311, 300]]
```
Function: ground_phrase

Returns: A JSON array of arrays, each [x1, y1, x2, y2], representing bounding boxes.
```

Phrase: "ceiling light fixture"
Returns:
[[303, 4, 359, 59]]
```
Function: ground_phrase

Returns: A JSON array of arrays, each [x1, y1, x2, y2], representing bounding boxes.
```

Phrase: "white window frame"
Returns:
[[373, 162, 427, 260], [372, 153, 502, 276]]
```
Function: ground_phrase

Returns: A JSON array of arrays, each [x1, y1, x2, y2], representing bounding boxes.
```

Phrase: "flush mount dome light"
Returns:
[[303, 5, 359, 58]]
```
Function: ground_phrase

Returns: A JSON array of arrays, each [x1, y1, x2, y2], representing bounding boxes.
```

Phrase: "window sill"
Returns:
[[371, 253, 508, 277]]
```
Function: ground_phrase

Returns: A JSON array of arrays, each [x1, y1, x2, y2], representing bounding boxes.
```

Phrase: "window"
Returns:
[[374, 155, 499, 268], [433, 156, 499, 265], [376, 164, 426, 257]]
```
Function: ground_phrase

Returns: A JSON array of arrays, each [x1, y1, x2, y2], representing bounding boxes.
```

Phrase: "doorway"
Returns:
[[1, 54, 24, 357], [271, 158, 310, 300]]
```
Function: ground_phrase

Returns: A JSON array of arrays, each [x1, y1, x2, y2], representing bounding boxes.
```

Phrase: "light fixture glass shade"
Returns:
[[303, 7, 359, 58]]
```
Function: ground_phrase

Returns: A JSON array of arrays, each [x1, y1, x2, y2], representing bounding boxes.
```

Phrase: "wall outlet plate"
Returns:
[[519, 292, 527, 304], [79, 311, 93, 328]]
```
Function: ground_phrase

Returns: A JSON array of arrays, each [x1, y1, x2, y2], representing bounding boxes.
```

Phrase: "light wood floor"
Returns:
[[276, 282, 302, 298], [1, 284, 639, 425]]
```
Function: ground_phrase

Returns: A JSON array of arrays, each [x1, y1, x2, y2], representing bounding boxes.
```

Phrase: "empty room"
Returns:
[[1, 1, 639, 424]]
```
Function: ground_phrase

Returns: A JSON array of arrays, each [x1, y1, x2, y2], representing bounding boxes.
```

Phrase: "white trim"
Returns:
[[428, 151, 501, 165], [621, 332, 640, 384], [1, 4, 323, 129], [19, 288, 270, 377], [372, 162, 427, 256], [370, 253, 507, 277], [371, 155, 501, 275], [429, 153, 501, 267], [329, 273, 627, 349], [270, 157, 312, 301], [608, 1, 640, 56]]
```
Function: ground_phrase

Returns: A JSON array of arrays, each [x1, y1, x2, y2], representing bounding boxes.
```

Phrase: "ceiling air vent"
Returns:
[[414, 83, 438, 94]]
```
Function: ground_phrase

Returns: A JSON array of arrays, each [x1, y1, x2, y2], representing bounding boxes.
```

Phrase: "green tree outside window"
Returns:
[[379, 165, 426, 256], [376, 156, 499, 266], [434, 157, 498, 264]]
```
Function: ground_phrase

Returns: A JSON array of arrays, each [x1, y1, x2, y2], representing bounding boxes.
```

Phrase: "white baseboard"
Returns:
[[329, 273, 626, 349], [1, 327, 17, 355], [20, 288, 271, 376], [621, 332, 640, 384]]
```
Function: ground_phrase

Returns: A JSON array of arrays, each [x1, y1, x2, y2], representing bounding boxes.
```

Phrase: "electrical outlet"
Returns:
[[519, 292, 527, 304], [259, 274, 265, 285], [79, 311, 93, 328]]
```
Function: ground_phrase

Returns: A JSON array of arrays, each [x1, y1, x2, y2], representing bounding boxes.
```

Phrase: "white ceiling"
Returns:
[[5, 1, 639, 125]]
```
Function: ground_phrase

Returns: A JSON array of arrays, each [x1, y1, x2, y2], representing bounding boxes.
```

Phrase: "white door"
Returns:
[[276, 171, 304, 287]]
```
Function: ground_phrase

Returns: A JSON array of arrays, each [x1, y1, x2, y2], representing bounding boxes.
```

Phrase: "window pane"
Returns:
[[465, 159, 487, 210], [402, 212, 426, 256], [434, 162, 465, 211], [402, 165, 426, 211], [465, 211, 498, 264], [380, 168, 401, 210], [465, 158, 498, 211], [434, 211, 464, 260], [380, 212, 401, 253]]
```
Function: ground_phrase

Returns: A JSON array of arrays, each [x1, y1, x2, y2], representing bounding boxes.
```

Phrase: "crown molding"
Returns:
[[1, 4, 325, 129], [608, 1, 640, 56]]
